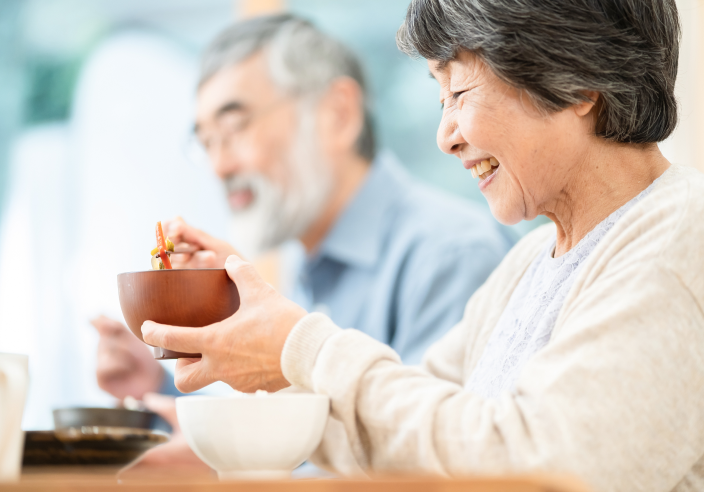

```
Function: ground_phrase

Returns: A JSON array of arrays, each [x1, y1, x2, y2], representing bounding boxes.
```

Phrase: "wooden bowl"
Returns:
[[117, 269, 239, 359]]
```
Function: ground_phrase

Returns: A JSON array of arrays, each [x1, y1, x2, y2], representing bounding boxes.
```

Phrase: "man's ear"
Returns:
[[574, 90, 600, 117], [317, 77, 364, 154]]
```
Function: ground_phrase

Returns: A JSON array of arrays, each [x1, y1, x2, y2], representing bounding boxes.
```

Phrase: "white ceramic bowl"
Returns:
[[176, 392, 329, 480]]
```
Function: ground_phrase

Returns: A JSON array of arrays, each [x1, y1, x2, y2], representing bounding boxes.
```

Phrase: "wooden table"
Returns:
[[0, 467, 593, 492]]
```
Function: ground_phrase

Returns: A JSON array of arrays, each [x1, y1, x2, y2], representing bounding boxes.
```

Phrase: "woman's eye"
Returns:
[[440, 91, 468, 110]]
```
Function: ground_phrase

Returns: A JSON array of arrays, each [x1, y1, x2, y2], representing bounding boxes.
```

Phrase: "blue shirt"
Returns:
[[287, 152, 513, 364]]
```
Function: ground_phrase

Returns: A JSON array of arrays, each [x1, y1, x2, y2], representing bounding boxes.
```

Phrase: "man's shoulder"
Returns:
[[388, 168, 511, 251]]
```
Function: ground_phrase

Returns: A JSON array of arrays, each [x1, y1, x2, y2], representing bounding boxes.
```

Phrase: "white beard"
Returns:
[[226, 107, 333, 258]]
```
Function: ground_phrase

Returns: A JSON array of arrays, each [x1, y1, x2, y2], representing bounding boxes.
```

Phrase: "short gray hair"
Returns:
[[397, 0, 680, 144], [201, 14, 376, 161]]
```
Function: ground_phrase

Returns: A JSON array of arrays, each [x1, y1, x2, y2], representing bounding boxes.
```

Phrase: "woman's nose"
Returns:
[[436, 110, 465, 156]]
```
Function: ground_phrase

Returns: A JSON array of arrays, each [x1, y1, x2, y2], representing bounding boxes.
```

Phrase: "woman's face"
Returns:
[[430, 52, 595, 225]]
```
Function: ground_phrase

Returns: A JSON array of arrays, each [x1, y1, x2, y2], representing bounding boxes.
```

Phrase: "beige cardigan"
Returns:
[[281, 163, 704, 492]]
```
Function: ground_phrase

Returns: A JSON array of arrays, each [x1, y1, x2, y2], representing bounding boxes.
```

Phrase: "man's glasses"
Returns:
[[184, 98, 291, 168]]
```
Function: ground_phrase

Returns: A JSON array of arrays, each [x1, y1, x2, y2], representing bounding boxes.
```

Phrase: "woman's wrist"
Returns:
[[280, 313, 342, 390]]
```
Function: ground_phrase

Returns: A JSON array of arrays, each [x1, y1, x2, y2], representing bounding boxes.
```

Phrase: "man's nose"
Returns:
[[436, 110, 465, 156], [210, 146, 240, 180]]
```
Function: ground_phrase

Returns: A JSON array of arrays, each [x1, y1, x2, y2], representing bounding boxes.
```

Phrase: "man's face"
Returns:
[[195, 52, 299, 210], [194, 52, 333, 255]]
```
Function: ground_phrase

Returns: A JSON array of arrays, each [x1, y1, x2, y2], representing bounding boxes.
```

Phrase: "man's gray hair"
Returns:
[[201, 14, 375, 161], [397, 0, 680, 144]]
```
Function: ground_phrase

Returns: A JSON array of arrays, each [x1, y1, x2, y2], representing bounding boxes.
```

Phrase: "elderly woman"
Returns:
[[143, 0, 704, 490]]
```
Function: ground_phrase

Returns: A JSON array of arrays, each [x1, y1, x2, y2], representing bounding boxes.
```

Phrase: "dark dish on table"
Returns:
[[22, 427, 168, 467], [53, 406, 169, 432], [23, 405, 170, 467]]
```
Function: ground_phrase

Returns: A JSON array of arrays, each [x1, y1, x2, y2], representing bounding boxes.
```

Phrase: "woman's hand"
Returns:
[[163, 216, 241, 269], [141, 255, 307, 393]]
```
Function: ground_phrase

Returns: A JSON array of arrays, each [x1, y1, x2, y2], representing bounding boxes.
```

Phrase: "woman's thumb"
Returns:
[[225, 255, 263, 294]]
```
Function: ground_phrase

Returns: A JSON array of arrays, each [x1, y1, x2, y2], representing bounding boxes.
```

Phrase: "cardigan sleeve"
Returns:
[[280, 259, 704, 491]]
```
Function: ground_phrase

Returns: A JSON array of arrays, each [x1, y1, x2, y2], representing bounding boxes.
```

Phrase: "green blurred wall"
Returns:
[[0, 0, 24, 225]]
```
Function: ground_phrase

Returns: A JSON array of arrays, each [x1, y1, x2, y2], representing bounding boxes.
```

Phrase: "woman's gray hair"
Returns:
[[200, 14, 376, 161], [397, 0, 680, 143]]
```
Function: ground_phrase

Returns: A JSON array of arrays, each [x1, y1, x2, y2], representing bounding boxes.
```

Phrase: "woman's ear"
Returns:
[[316, 77, 364, 155], [573, 90, 600, 117]]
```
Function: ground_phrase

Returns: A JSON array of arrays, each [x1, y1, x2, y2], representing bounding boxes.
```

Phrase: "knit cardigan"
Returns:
[[281, 164, 704, 492]]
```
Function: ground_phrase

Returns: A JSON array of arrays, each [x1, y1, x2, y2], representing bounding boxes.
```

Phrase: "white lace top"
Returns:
[[465, 180, 660, 398]]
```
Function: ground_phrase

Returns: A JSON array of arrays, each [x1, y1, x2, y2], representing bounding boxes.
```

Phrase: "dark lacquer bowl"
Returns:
[[117, 269, 239, 359]]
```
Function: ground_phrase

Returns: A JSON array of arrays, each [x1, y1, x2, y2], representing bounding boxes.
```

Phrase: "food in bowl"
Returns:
[[150, 221, 175, 270]]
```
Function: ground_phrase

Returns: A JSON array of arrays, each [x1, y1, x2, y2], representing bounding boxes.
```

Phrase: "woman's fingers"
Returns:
[[225, 255, 270, 302], [173, 358, 214, 393], [141, 322, 208, 354]]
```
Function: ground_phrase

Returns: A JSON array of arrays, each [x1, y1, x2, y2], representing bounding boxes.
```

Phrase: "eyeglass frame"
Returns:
[[190, 96, 294, 162]]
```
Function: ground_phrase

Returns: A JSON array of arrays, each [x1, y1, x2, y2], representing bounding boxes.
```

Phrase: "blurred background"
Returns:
[[0, 0, 702, 429]]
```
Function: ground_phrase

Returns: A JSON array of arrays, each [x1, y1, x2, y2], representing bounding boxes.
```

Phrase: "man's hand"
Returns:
[[93, 316, 164, 399], [163, 216, 240, 269], [141, 256, 307, 393], [130, 393, 209, 466]]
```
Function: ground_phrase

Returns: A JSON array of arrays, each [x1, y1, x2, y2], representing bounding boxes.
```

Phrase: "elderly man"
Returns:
[[94, 14, 510, 404]]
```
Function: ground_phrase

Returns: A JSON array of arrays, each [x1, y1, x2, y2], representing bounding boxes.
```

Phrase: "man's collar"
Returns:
[[312, 151, 410, 269]]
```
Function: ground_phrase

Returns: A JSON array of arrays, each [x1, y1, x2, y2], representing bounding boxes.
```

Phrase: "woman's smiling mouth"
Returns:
[[464, 157, 500, 180]]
